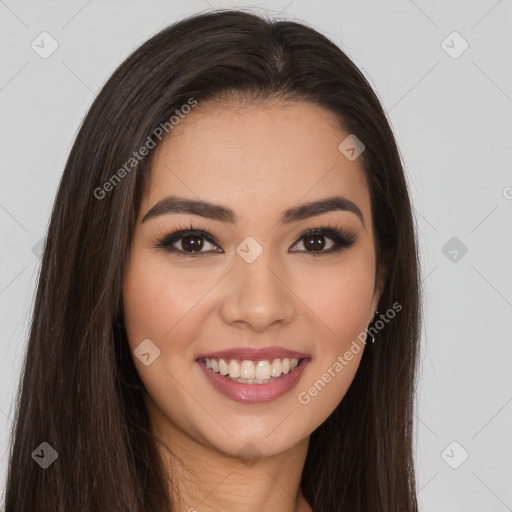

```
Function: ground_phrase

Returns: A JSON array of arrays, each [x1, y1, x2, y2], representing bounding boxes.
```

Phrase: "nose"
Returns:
[[219, 249, 296, 333]]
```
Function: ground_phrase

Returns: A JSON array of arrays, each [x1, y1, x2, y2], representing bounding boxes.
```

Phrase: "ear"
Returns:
[[370, 247, 393, 319]]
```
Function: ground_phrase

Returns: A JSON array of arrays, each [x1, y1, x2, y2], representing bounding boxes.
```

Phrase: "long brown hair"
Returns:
[[3, 9, 421, 511]]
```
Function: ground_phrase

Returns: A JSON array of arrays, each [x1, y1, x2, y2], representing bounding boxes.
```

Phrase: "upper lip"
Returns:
[[196, 346, 310, 361]]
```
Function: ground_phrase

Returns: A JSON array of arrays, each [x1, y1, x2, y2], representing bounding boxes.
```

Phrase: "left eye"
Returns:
[[156, 227, 355, 257], [290, 227, 356, 255], [292, 232, 336, 252]]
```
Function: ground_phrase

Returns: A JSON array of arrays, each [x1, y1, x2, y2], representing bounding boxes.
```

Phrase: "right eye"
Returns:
[[155, 228, 223, 257]]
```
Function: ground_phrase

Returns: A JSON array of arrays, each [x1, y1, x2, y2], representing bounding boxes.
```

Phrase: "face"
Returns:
[[123, 100, 387, 459]]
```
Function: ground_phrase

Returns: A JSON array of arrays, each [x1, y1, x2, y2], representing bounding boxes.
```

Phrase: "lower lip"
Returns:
[[197, 358, 310, 404]]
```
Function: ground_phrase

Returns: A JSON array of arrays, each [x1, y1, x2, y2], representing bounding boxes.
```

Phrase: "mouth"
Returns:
[[196, 349, 311, 404]]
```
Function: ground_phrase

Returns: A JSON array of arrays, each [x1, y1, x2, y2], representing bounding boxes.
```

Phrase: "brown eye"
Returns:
[[177, 234, 207, 253], [156, 229, 222, 256], [290, 227, 356, 255], [297, 233, 333, 252]]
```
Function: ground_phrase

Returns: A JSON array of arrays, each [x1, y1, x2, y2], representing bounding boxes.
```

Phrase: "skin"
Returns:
[[123, 100, 389, 512]]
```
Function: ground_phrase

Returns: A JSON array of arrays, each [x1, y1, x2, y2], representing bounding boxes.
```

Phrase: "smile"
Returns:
[[196, 348, 310, 404]]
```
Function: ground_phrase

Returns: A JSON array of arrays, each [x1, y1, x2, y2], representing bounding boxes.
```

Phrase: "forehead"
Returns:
[[143, 101, 370, 223]]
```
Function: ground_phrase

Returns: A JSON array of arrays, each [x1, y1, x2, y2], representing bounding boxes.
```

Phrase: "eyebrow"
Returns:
[[141, 194, 364, 227]]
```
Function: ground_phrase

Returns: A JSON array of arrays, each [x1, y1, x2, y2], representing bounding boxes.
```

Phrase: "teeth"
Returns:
[[255, 360, 271, 379], [228, 360, 240, 378], [271, 358, 282, 377], [204, 357, 301, 381], [219, 358, 229, 375], [240, 360, 255, 379]]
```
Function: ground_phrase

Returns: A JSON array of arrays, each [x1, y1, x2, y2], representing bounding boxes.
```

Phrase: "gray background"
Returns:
[[1, 1, 511, 510]]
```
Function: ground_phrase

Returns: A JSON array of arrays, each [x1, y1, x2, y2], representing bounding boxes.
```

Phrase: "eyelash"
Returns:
[[154, 221, 357, 258]]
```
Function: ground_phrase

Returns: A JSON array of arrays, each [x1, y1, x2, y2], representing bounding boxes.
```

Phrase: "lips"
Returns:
[[196, 346, 311, 404]]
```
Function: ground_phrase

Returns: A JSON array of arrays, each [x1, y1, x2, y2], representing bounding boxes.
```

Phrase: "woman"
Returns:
[[4, 9, 421, 511]]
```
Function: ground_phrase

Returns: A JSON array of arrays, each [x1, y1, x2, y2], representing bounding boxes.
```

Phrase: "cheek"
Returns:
[[294, 250, 376, 351], [122, 258, 214, 431], [122, 256, 213, 350], [292, 249, 375, 416]]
